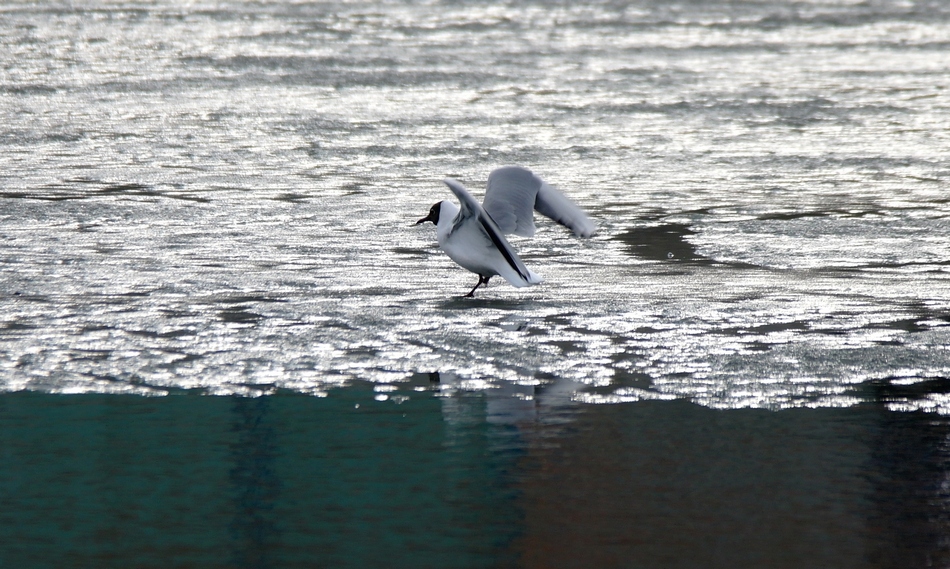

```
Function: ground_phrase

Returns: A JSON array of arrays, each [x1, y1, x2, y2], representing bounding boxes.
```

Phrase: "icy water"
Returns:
[[1, 0, 950, 566]]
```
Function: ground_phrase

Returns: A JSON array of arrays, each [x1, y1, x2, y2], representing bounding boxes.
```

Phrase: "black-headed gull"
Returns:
[[415, 166, 596, 297]]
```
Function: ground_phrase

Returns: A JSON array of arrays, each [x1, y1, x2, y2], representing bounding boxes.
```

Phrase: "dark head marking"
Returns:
[[415, 201, 443, 226]]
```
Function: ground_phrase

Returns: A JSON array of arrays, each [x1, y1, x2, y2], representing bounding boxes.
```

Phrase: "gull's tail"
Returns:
[[501, 266, 543, 288]]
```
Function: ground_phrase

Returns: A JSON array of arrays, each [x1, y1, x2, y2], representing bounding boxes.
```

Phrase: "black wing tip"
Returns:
[[478, 214, 529, 282]]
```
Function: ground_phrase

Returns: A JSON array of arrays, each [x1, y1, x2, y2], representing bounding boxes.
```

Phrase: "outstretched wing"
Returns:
[[443, 177, 487, 234], [483, 166, 541, 237], [443, 178, 533, 283], [535, 178, 597, 238], [483, 166, 596, 238]]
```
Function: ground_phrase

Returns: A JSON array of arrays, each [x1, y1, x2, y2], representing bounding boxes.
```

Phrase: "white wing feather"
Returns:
[[483, 166, 540, 237], [535, 179, 597, 238], [483, 166, 596, 238], [442, 178, 539, 286]]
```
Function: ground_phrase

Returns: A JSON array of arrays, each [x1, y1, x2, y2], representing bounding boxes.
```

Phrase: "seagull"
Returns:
[[415, 166, 596, 297]]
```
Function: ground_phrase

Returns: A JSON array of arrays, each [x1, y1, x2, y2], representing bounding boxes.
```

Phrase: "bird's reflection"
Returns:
[[229, 396, 281, 569]]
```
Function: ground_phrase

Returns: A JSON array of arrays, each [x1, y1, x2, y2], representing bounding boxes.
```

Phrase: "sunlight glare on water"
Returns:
[[1, 0, 949, 415]]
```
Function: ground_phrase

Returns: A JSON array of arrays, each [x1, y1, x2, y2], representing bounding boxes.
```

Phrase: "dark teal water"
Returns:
[[0, 388, 520, 569], [3, 389, 949, 568]]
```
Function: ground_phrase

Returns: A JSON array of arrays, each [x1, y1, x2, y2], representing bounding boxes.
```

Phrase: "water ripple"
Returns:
[[1, 0, 949, 414]]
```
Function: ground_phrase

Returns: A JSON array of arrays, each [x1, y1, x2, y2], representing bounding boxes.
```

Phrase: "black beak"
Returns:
[[415, 206, 439, 226]]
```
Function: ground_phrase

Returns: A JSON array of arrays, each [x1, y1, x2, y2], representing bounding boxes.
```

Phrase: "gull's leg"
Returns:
[[464, 275, 491, 297]]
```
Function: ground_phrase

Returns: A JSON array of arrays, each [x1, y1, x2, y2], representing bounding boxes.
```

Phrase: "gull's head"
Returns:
[[415, 201, 445, 226]]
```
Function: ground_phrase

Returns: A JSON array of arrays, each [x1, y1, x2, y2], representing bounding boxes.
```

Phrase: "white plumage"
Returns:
[[416, 166, 595, 297], [482, 166, 597, 238]]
